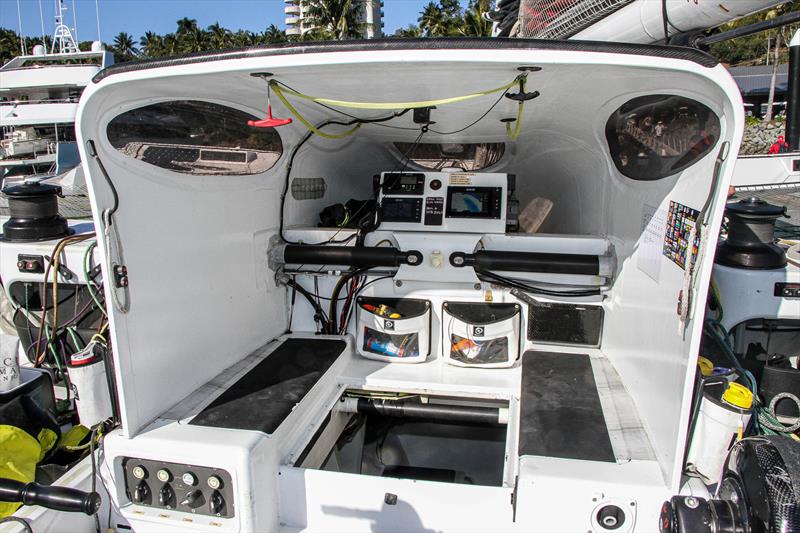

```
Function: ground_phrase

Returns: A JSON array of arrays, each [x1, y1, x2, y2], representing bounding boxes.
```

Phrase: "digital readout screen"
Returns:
[[449, 191, 487, 214], [381, 198, 421, 222]]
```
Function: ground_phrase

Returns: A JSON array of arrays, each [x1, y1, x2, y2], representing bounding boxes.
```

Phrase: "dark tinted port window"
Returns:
[[393, 142, 504, 171], [606, 95, 720, 181], [107, 100, 282, 175]]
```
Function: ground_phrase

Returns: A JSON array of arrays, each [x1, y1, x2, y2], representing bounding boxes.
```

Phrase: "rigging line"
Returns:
[[271, 76, 522, 111], [272, 83, 362, 139], [429, 89, 507, 135], [38, 0, 46, 43], [273, 80, 420, 131], [71, 0, 78, 43], [16, 0, 27, 55], [95, 0, 100, 41]]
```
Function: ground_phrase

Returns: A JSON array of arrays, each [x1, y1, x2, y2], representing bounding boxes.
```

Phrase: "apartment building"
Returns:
[[285, 0, 384, 38]]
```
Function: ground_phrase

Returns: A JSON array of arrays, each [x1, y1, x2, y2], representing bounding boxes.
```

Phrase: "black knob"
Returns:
[[209, 490, 224, 515], [181, 489, 204, 509], [132, 481, 150, 504], [158, 484, 175, 508]]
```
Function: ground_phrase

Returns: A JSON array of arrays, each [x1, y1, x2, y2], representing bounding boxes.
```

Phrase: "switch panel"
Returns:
[[775, 282, 800, 299], [122, 458, 234, 518], [17, 254, 45, 274]]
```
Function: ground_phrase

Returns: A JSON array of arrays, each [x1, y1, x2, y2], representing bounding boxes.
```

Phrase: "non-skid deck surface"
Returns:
[[519, 351, 615, 462], [190, 338, 346, 434]]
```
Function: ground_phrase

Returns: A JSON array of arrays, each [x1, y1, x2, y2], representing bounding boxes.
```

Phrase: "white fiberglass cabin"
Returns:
[[74, 39, 742, 532]]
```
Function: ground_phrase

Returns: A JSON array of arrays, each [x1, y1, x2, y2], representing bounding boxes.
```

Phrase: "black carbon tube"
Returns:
[[788, 35, 800, 151], [355, 398, 503, 425], [450, 250, 599, 275], [283, 245, 422, 267], [0, 479, 102, 515]]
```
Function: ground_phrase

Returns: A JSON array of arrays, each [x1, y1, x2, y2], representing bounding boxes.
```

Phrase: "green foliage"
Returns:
[[1, 17, 290, 65], [708, 1, 800, 66], [303, 0, 364, 40], [417, 0, 491, 38]]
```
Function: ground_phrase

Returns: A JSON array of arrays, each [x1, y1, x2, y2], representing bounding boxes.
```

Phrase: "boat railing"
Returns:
[[0, 97, 81, 106]]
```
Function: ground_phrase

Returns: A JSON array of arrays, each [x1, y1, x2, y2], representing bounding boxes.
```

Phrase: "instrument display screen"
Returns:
[[381, 197, 422, 223], [446, 186, 502, 219]]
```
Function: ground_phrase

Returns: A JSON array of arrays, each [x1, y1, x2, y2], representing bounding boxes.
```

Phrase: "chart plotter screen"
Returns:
[[445, 186, 502, 219]]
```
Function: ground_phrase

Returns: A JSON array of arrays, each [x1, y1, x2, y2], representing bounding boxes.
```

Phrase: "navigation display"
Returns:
[[449, 190, 487, 214]]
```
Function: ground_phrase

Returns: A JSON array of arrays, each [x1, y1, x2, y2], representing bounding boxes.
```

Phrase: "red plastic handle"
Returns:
[[248, 104, 292, 128]]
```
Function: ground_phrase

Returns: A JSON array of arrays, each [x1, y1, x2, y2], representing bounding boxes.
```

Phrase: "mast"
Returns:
[[51, 0, 79, 54]]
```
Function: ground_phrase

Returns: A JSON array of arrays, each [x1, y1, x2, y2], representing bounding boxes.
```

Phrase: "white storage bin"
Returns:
[[357, 297, 431, 363], [442, 302, 521, 368]]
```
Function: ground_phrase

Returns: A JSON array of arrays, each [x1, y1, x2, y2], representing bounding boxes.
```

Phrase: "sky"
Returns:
[[1, 0, 434, 43]]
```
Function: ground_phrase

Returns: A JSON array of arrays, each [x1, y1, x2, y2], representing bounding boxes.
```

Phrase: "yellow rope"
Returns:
[[271, 77, 521, 111], [272, 82, 362, 140], [505, 77, 526, 141], [269, 75, 527, 140]]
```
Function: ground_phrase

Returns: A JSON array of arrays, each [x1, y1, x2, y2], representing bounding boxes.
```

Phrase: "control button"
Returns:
[[133, 481, 150, 503], [209, 490, 224, 515], [132, 465, 147, 480], [158, 484, 175, 508], [182, 472, 197, 486], [157, 469, 171, 483], [181, 489, 204, 509], [207, 475, 222, 490], [430, 179, 442, 190]]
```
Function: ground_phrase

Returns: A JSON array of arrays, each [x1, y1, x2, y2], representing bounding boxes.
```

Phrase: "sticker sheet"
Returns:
[[663, 201, 700, 270]]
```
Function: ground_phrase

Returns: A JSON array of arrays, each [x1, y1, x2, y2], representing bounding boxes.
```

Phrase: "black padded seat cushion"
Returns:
[[190, 338, 346, 434]]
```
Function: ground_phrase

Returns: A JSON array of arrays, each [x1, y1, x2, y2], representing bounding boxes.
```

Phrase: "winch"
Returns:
[[0, 181, 70, 242], [715, 197, 787, 269]]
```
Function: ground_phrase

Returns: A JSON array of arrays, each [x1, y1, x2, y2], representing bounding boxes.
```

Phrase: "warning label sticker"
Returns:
[[448, 174, 473, 185]]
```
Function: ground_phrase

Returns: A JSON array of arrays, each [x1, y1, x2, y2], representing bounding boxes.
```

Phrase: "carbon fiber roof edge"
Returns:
[[91, 37, 718, 83]]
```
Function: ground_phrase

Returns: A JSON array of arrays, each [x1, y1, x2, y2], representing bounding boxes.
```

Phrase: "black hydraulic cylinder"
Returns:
[[787, 31, 800, 151], [449, 250, 599, 275], [0, 479, 102, 515], [355, 398, 503, 425], [283, 245, 422, 267]]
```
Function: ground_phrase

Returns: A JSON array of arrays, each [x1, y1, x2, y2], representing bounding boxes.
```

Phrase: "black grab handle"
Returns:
[[0, 479, 101, 515]]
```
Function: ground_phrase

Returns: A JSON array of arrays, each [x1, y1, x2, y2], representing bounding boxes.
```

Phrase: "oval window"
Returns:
[[606, 95, 720, 181], [107, 100, 282, 175]]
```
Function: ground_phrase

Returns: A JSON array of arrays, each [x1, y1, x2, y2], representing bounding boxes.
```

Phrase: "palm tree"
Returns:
[[176, 17, 199, 36], [207, 22, 231, 49], [459, 0, 492, 37], [419, 2, 448, 37], [304, 0, 364, 40], [112, 32, 138, 61], [231, 30, 255, 48], [180, 27, 209, 53], [162, 33, 180, 56], [263, 24, 287, 44], [139, 31, 164, 57], [394, 24, 423, 38]]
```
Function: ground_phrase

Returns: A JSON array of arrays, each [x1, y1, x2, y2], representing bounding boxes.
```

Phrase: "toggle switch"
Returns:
[[209, 490, 224, 515], [158, 484, 175, 508], [133, 481, 150, 504], [181, 489, 204, 509]]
